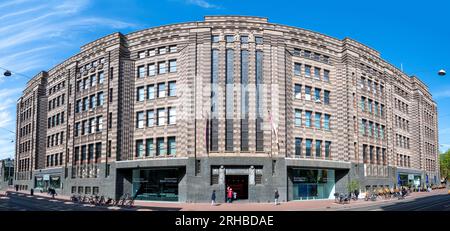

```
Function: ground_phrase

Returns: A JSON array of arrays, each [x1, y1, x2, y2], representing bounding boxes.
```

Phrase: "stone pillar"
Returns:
[[249, 166, 255, 185], [219, 165, 225, 185]]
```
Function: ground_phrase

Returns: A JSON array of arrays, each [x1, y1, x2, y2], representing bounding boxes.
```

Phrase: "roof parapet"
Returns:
[[204, 15, 268, 23]]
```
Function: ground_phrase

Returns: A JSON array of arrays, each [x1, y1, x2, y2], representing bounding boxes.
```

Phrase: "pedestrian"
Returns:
[[227, 187, 233, 203], [15, 185, 18, 192], [354, 189, 359, 200], [274, 189, 279, 205], [211, 190, 216, 206], [233, 191, 237, 200]]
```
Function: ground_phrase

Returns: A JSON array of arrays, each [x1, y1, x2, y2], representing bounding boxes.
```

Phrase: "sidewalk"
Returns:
[[6, 188, 448, 211]]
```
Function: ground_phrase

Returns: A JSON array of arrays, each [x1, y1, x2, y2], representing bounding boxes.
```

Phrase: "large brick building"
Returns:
[[14, 16, 439, 202]]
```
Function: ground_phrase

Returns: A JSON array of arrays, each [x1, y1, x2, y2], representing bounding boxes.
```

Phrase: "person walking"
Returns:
[[211, 190, 216, 206], [227, 187, 233, 203], [274, 189, 280, 205]]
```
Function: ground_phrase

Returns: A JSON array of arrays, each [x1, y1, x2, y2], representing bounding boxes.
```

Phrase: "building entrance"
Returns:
[[225, 175, 248, 200]]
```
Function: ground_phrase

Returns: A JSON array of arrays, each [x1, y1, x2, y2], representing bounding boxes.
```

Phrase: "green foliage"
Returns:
[[440, 149, 450, 180], [347, 179, 360, 192]]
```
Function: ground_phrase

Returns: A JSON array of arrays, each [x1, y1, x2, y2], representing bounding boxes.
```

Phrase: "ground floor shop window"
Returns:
[[292, 168, 335, 200], [132, 168, 180, 201]]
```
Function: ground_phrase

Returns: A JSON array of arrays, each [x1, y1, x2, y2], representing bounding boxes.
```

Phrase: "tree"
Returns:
[[440, 150, 450, 182], [347, 179, 360, 193]]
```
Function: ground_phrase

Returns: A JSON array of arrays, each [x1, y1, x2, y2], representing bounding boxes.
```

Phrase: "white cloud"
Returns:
[[185, 0, 221, 9], [433, 89, 450, 99]]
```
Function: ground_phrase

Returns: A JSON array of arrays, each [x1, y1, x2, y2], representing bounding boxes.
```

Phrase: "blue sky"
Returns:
[[0, 0, 449, 159]]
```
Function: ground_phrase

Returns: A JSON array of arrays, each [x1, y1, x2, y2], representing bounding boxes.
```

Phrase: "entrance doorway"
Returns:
[[225, 175, 248, 200]]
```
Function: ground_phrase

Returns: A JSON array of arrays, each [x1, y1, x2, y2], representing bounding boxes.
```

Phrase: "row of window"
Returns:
[[77, 71, 105, 92], [212, 35, 263, 44], [136, 81, 176, 101], [18, 141, 31, 154], [19, 123, 31, 138], [294, 138, 332, 158], [47, 112, 65, 128], [394, 98, 409, 114], [17, 158, 30, 172], [360, 119, 386, 139], [294, 109, 331, 130], [48, 93, 65, 111], [293, 84, 330, 104], [79, 57, 105, 73], [46, 153, 63, 167], [47, 131, 65, 148], [74, 116, 103, 137], [74, 143, 102, 164], [425, 142, 436, 157], [397, 154, 411, 168], [48, 81, 66, 96], [293, 48, 331, 64], [395, 134, 410, 149], [135, 137, 176, 157], [71, 186, 100, 195], [394, 115, 409, 132], [20, 108, 32, 122], [362, 144, 387, 165], [137, 60, 177, 78], [136, 107, 176, 128], [394, 85, 409, 100], [360, 96, 385, 117], [138, 45, 177, 59], [75, 92, 104, 113], [425, 158, 436, 172], [424, 126, 435, 141], [359, 77, 385, 97], [294, 63, 330, 82], [20, 97, 33, 110], [423, 111, 435, 126]]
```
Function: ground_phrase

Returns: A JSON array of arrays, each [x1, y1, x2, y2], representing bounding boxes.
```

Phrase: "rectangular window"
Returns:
[[294, 84, 301, 99], [136, 111, 144, 128], [255, 36, 263, 44], [137, 87, 145, 101], [226, 35, 234, 43], [305, 86, 311, 100], [90, 74, 96, 87], [305, 65, 311, 77], [149, 49, 155, 56], [226, 48, 234, 152], [169, 45, 177, 53], [295, 109, 302, 127], [148, 63, 156, 76], [135, 140, 144, 157], [255, 50, 264, 151], [147, 110, 154, 127], [98, 72, 104, 84], [96, 116, 103, 132], [89, 118, 95, 134], [138, 51, 146, 59], [137, 66, 145, 78], [210, 49, 219, 151], [305, 111, 312, 127], [167, 137, 176, 155], [360, 97, 366, 111], [211, 35, 219, 43], [156, 138, 165, 156], [146, 138, 154, 157], [157, 83, 166, 98], [368, 99, 373, 114], [81, 145, 87, 161], [169, 60, 177, 73], [158, 47, 166, 55], [305, 139, 312, 157], [83, 78, 89, 90], [316, 140, 322, 157], [324, 114, 330, 131], [325, 141, 331, 158], [168, 107, 176, 125], [294, 63, 301, 76], [147, 85, 155, 100], [75, 122, 80, 137], [324, 90, 330, 105], [240, 36, 248, 44], [157, 108, 166, 125], [158, 62, 166, 74], [314, 67, 321, 79], [368, 122, 373, 137], [241, 49, 249, 152], [95, 142, 101, 160], [315, 113, 321, 129], [314, 88, 321, 102], [89, 95, 96, 109], [83, 97, 89, 111], [295, 138, 302, 156], [97, 92, 104, 106], [168, 81, 176, 96], [324, 70, 330, 82]]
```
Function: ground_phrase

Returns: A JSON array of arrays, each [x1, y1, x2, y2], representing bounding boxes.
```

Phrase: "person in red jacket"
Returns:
[[227, 186, 233, 203]]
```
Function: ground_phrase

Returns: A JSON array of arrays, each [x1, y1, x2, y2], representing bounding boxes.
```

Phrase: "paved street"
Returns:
[[0, 189, 448, 211]]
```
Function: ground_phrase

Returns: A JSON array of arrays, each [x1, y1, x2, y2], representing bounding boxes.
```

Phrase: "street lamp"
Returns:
[[438, 69, 446, 76]]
